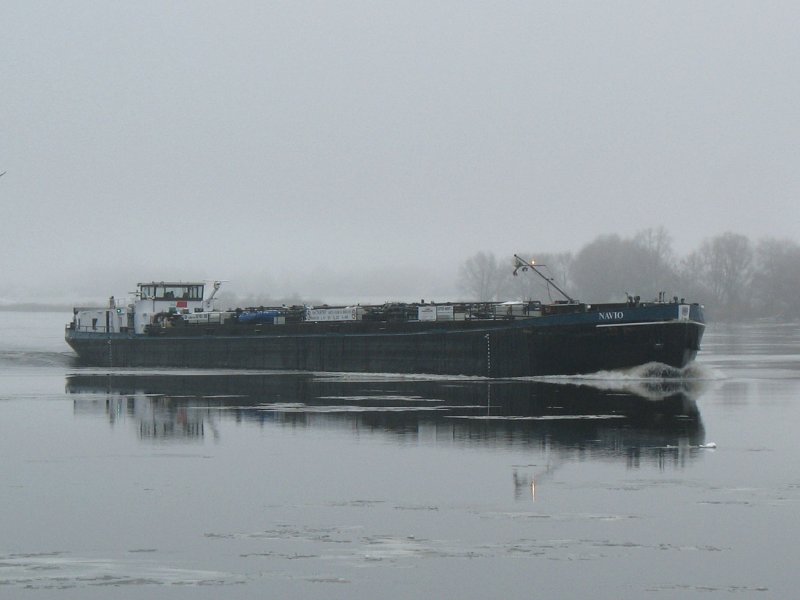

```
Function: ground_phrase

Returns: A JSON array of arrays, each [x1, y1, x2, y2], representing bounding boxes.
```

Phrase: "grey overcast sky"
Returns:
[[2, 1, 798, 303]]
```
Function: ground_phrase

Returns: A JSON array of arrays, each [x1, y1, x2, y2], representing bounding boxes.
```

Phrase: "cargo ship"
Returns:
[[64, 257, 705, 377]]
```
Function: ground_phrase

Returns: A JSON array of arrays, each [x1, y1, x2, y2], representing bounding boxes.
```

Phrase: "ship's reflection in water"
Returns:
[[67, 372, 705, 470]]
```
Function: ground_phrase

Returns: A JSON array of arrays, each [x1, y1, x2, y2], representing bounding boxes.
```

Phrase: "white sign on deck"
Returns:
[[418, 305, 453, 321], [306, 307, 359, 322], [418, 306, 437, 321]]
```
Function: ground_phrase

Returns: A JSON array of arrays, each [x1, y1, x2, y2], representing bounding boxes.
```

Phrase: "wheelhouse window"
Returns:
[[139, 284, 204, 300]]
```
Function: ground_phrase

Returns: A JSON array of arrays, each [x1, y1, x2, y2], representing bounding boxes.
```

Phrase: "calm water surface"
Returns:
[[1, 312, 799, 598]]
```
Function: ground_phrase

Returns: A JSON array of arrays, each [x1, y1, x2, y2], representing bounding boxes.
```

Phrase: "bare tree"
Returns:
[[457, 251, 504, 301], [454, 229, 798, 322], [570, 235, 642, 301], [752, 237, 800, 319], [634, 226, 679, 292], [634, 226, 674, 260], [684, 232, 753, 319], [569, 230, 683, 302]]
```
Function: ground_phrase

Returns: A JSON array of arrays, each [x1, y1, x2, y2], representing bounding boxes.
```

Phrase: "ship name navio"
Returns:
[[598, 311, 624, 321]]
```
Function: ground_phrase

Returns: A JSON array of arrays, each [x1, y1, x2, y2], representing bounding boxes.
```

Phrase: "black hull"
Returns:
[[66, 314, 704, 377]]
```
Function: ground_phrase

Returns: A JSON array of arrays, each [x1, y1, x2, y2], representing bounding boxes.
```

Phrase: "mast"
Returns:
[[513, 254, 576, 303]]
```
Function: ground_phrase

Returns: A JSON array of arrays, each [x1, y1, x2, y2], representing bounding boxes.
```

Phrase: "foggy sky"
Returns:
[[2, 1, 799, 304]]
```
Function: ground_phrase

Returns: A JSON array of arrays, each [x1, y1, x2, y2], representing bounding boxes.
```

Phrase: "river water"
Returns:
[[1, 312, 798, 598]]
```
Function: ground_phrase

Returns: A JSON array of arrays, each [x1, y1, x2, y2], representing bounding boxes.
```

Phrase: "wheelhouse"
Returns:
[[138, 283, 205, 301]]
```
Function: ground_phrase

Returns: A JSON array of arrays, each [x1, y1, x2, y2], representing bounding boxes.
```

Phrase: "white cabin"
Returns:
[[72, 281, 222, 335], [72, 299, 130, 334]]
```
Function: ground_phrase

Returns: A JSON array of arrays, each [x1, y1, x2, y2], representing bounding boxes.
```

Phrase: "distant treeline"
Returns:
[[458, 228, 800, 322], [0, 303, 73, 313]]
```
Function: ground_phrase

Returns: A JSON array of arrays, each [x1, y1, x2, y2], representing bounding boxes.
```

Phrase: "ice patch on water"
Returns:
[[256, 403, 447, 413], [312, 371, 486, 383], [315, 395, 443, 403], [0, 552, 242, 589], [446, 414, 626, 421]]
